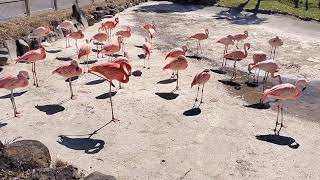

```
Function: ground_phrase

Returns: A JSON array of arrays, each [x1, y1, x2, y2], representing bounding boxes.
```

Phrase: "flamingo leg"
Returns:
[[236, 41, 239, 49], [176, 71, 179, 90], [200, 84, 205, 104], [192, 86, 200, 108], [263, 72, 269, 92], [109, 82, 118, 122], [148, 53, 150, 69], [256, 69, 260, 83], [278, 102, 284, 135], [231, 61, 237, 80], [273, 47, 277, 60], [69, 77, 74, 99], [143, 54, 146, 68], [274, 101, 280, 135], [199, 41, 203, 54], [75, 40, 78, 50], [31, 63, 36, 86], [270, 47, 273, 59], [196, 41, 199, 56], [34, 63, 39, 87], [10, 90, 18, 117], [119, 82, 122, 89], [86, 55, 90, 72]]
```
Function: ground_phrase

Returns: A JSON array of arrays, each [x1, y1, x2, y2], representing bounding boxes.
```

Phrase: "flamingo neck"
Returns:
[[243, 45, 248, 57]]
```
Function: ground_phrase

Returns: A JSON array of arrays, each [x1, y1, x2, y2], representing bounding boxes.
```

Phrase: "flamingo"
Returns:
[[224, 43, 250, 80], [98, 35, 123, 61], [163, 55, 188, 91], [165, 45, 188, 78], [67, 30, 84, 49], [78, 39, 92, 72], [90, 32, 108, 57], [58, 20, 77, 48], [0, 71, 29, 117], [89, 62, 130, 121], [143, 37, 151, 69], [249, 60, 282, 91], [233, 30, 248, 48], [191, 69, 211, 107], [116, 26, 132, 52], [112, 53, 132, 89], [15, 46, 46, 87], [30, 26, 51, 44], [248, 51, 267, 83], [99, 17, 119, 41], [189, 29, 209, 56], [143, 21, 156, 31], [216, 35, 234, 69], [269, 36, 283, 60], [261, 78, 307, 135], [147, 28, 156, 46], [52, 60, 83, 99]]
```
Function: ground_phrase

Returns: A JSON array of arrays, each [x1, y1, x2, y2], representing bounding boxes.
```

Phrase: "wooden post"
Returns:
[[25, 0, 30, 16], [53, 0, 58, 10]]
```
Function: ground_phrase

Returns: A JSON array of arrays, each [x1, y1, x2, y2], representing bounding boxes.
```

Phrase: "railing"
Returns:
[[0, 0, 95, 21]]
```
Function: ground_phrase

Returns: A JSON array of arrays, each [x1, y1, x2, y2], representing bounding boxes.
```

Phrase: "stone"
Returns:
[[84, 171, 116, 180], [0, 54, 9, 66], [96, 6, 105, 11], [26, 165, 81, 180], [4, 140, 51, 171], [117, 5, 125, 12], [72, 4, 88, 28], [30, 39, 40, 50], [87, 15, 96, 26], [4, 40, 17, 60], [16, 39, 30, 56], [132, 70, 142, 76], [0, 141, 4, 150], [104, 8, 111, 16], [109, 9, 119, 16], [93, 10, 105, 19]]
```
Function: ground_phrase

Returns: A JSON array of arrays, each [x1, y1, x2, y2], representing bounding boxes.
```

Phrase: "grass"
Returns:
[[218, 0, 320, 20]]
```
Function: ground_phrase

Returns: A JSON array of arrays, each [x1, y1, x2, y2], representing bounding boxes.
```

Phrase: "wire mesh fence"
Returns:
[[0, 0, 93, 21]]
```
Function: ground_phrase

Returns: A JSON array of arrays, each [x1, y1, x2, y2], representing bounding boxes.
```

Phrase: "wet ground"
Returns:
[[132, 1, 320, 123]]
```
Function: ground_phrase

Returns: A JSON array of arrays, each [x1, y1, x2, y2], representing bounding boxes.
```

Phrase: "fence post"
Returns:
[[53, 0, 58, 10], [24, 0, 30, 16]]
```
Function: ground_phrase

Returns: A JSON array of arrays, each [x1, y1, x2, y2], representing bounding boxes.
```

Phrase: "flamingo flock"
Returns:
[[0, 15, 310, 136]]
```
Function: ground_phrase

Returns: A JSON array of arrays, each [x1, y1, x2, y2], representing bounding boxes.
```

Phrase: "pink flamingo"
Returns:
[[58, 20, 77, 48], [163, 55, 188, 90], [233, 30, 248, 48], [143, 37, 151, 69], [98, 35, 123, 61], [165, 45, 188, 78], [116, 26, 132, 52], [30, 26, 51, 43], [78, 40, 92, 72], [216, 35, 234, 69], [261, 78, 307, 135], [189, 29, 209, 56], [249, 60, 282, 91], [112, 53, 132, 89], [0, 71, 29, 117], [67, 30, 84, 49], [268, 36, 283, 60], [224, 43, 250, 80], [89, 62, 130, 121], [15, 46, 46, 87], [191, 69, 211, 107], [143, 21, 156, 31], [99, 17, 119, 41], [52, 60, 83, 99], [248, 51, 267, 82], [90, 32, 108, 57]]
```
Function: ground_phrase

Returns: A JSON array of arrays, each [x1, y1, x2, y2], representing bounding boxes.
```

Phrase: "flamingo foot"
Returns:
[[71, 95, 77, 100], [14, 112, 22, 118], [281, 123, 287, 128], [112, 118, 120, 122]]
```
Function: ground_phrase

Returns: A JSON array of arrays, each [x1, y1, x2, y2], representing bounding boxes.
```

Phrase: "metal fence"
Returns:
[[0, 0, 94, 21]]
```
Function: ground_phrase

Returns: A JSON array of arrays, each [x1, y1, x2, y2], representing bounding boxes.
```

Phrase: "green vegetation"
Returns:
[[218, 0, 320, 20]]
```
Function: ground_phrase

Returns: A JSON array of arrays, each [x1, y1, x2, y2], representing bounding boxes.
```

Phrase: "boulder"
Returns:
[[0, 47, 9, 65], [4, 140, 51, 171], [72, 4, 88, 28], [25, 165, 81, 180], [84, 171, 116, 180], [4, 39, 17, 60], [93, 10, 105, 19], [16, 39, 30, 56], [109, 9, 119, 16], [0, 140, 4, 150], [96, 6, 105, 11], [104, 8, 111, 16], [87, 15, 96, 26], [117, 5, 125, 12], [30, 39, 40, 50]]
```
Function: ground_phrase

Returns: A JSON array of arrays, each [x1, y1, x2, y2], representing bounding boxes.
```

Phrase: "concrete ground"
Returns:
[[0, 1, 320, 179]]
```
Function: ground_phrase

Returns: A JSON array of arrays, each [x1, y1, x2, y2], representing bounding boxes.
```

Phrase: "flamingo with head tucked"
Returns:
[[30, 26, 51, 44], [165, 45, 188, 78], [248, 51, 267, 83], [233, 30, 248, 48], [116, 26, 132, 52], [91, 31, 108, 57], [191, 69, 211, 107], [67, 30, 84, 49], [58, 20, 77, 48], [0, 71, 29, 117], [217, 35, 234, 69], [78, 39, 92, 72], [261, 78, 307, 135], [112, 52, 132, 89], [143, 37, 152, 69], [163, 55, 188, 91], [15, 46, 46, 87], [98, 35, 123, 61]]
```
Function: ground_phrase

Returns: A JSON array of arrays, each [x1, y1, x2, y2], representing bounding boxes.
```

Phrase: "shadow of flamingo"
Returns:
[[256, 134, 299, 149]]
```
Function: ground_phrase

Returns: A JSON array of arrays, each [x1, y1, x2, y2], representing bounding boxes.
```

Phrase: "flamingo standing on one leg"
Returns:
[[15, 46, 46, 87], [99, 17, 119, 41], [30, 26, 51, 45], [248, 51, 267, 83], [189, 29, 209, 57], [191, 69, 211, 107], [0, 71, 29, 117], [89, 62, 130, 121], [163, 55, 188, 91], [98, 35, 123, 61], [67, 30, 84, 49], [249, 59, 282, 91], [216, 35, 234, 69], [165, 45, 188, 78], [269, 36, 283, 60], [52, 60, 83, 99], [58, 20, 77, 48], [224, 43, 250, 80], [90, 32, 108, 57], [233, 30, 248, 48], [78, 39, 92, 72], [112, 53, 132, 89], [116, 26, 132, 52], [143, 37, 151, 69], [260, 78, 307, 135]]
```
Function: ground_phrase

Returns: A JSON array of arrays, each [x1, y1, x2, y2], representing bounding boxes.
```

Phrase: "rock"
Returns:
[[0, 141, 4, 150], [104, 8, 111, 16], [96, 6, 105, 11], [93, 10, 105, 19], [132, 70, 142, 76], [30, 39, 40, 50], [117, 5, 125, 12], [4, 40, 17, 60], [16, 39, 30, 56], [51, 20, 60, 28], [25, 165, 81, 180], [109, 9, 119, 16], [4, 140, 51, 171], [87, 15, 96, 26], [0, 54, 9, 66], [84, 171, 116, 180], [72, 4, 88, 28]]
